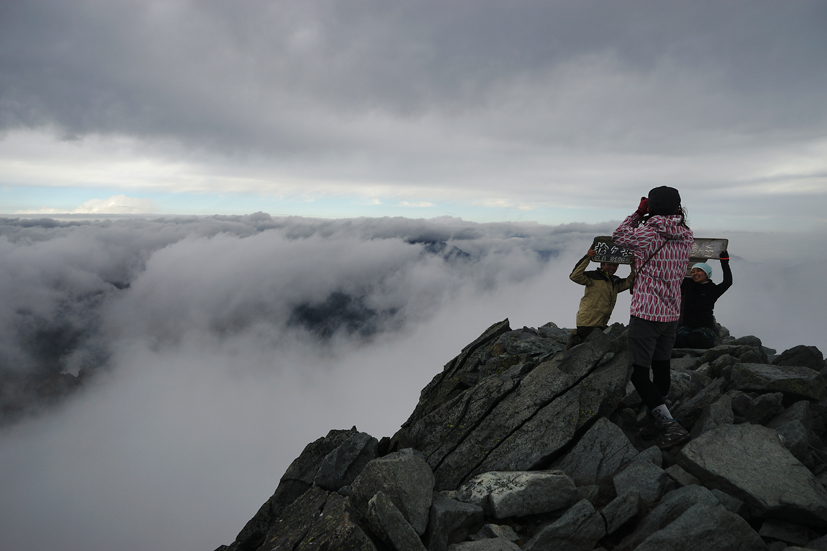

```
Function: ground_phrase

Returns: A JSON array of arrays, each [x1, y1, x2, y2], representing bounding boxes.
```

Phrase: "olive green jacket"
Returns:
[[570, 255, 634, 327]]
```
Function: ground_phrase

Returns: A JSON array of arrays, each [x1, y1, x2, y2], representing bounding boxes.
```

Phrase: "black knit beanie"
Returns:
[[648, 186, 681, 216]]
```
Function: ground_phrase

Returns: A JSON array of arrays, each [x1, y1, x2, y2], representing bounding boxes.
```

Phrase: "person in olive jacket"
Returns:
[[567, 247, 634, 349]]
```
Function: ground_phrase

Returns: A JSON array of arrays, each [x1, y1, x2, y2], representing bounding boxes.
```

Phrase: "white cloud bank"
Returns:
[[0, 214, 825, 551]]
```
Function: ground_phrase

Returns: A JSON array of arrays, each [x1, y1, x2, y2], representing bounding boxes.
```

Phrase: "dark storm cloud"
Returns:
[[2, 0, 826, 158]]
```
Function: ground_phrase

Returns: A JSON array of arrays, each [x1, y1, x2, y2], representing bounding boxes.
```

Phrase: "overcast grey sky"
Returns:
[[1, 3, 827, 550], [1, 0, 825, 234]]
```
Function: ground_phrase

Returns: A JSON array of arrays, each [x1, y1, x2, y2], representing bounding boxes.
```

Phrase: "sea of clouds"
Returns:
[[0, 213, 824, 551]]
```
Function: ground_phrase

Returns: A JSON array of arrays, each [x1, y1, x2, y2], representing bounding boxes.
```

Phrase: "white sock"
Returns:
[[651, 404, 672, 423]]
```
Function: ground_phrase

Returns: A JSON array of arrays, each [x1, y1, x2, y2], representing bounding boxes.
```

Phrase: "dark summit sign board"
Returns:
[[591, 236, 728, 265], [689, 238, 729, 262], [591, 236, 634, 264]]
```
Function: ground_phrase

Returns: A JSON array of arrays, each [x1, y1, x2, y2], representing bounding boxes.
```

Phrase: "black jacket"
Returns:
[[680, 260, 733, 329]]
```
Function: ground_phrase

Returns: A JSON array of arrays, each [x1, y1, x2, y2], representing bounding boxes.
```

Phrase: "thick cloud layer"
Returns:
[[0, 214, 824, 551]]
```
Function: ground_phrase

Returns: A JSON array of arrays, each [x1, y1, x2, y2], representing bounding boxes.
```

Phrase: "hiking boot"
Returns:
[[655, 419, 691, 449], [639, 419, 661, 440], [638, 404, 674, 440], [565, 330, 582, 350]]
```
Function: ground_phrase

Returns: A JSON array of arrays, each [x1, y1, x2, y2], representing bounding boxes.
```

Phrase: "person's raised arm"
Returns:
[[570, 249, 595, 285], [612, 197, 649, 249], [717, 250, 733, 295], [618, 268, 634, 293]]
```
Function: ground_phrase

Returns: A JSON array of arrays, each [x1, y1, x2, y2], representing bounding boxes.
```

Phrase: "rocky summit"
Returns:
[[214, 319, 827, 551]]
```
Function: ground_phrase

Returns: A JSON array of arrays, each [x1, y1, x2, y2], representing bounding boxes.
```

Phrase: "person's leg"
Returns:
[[566, 326, 595, 350], [630, 364, 665, 409], [565, 329, 580, 350], [651, 359, 671, 398], [674, 323, 690, 348], [650, 320, 690, 447], [567, 326, 604, 350], [687, 327, 716, 349], [651, 321, 677, 399], [627, 316, 664, 410], [578, 326, 598, 340]]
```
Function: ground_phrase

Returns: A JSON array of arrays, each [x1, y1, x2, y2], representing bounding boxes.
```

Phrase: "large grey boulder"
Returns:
[[260, 486, 377, 551], [694, 345, 748, 366], [350, 448, 436, 536], [672, 378, 724, 431], [427, 493, 484, 551], [632, 503, 767, 551], [677, 423, 827, 528], [774, 345, 826, 371], [429, 332, 612, 489], [225, 428, 358, 551], [468, 524, 519, 542], [451, 470, 578, 519], [758, 519, 820, 547], [665, 368, 694, 404], [767, 400, 815, 464], [769, 400, 814, 432], [663, 464, 699, 487], [690, 394, 734, 439], [601, 490, 641, 534], [402, 374, 519, 482], [744, 392, 784, 425], [633, 445, 663, 467], [314, 431, 378, 491], [613, 459, 669, 509], [399, 319, 513, 430], [615, 484, 720, 551], [495, 326, 568, 358], [367, 491, 427, 551], [772, 419, 812, 465], [554, 417, 639, 486], [806, 533, 827, 550], [467, 350, 630, 479], [521, 499, 606, 551], [711, 489, 748, 517], [731, 363, 827, 400], [447, 539, 520, 551]]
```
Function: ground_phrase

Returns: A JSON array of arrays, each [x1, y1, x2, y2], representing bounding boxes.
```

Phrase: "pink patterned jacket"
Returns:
[[612, 213, 693, 322]]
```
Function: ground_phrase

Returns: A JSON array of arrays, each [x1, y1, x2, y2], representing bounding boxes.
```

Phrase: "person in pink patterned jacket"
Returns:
[[613, 186, 694, 449]]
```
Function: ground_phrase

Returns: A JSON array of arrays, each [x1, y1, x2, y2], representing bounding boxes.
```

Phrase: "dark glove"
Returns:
[[719, 250, 729, 261], [635, 197, 649, 217]]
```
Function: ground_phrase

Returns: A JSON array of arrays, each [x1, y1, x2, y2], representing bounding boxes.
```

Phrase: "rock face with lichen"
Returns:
[[214, 319, 827, 551]]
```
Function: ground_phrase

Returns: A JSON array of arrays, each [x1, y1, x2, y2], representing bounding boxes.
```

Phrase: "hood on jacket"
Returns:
[[645, 214, 692, 241]]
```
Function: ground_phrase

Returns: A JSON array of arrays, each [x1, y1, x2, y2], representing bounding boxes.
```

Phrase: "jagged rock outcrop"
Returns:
[[215, 319, 827, 551], [677, 423, 827, 528]]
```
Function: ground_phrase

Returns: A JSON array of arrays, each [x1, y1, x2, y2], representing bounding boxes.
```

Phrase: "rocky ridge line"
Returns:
[[215, 319, 827, 551]]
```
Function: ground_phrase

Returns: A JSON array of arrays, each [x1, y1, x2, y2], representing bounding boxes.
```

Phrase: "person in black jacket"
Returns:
[[674, 250, 733, 348]]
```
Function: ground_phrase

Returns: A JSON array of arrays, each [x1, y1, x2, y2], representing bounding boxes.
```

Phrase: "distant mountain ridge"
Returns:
[[215, 319, 827, 551]]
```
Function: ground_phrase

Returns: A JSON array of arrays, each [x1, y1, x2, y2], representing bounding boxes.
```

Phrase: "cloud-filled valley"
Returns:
[[0, 214, 825, 551]]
